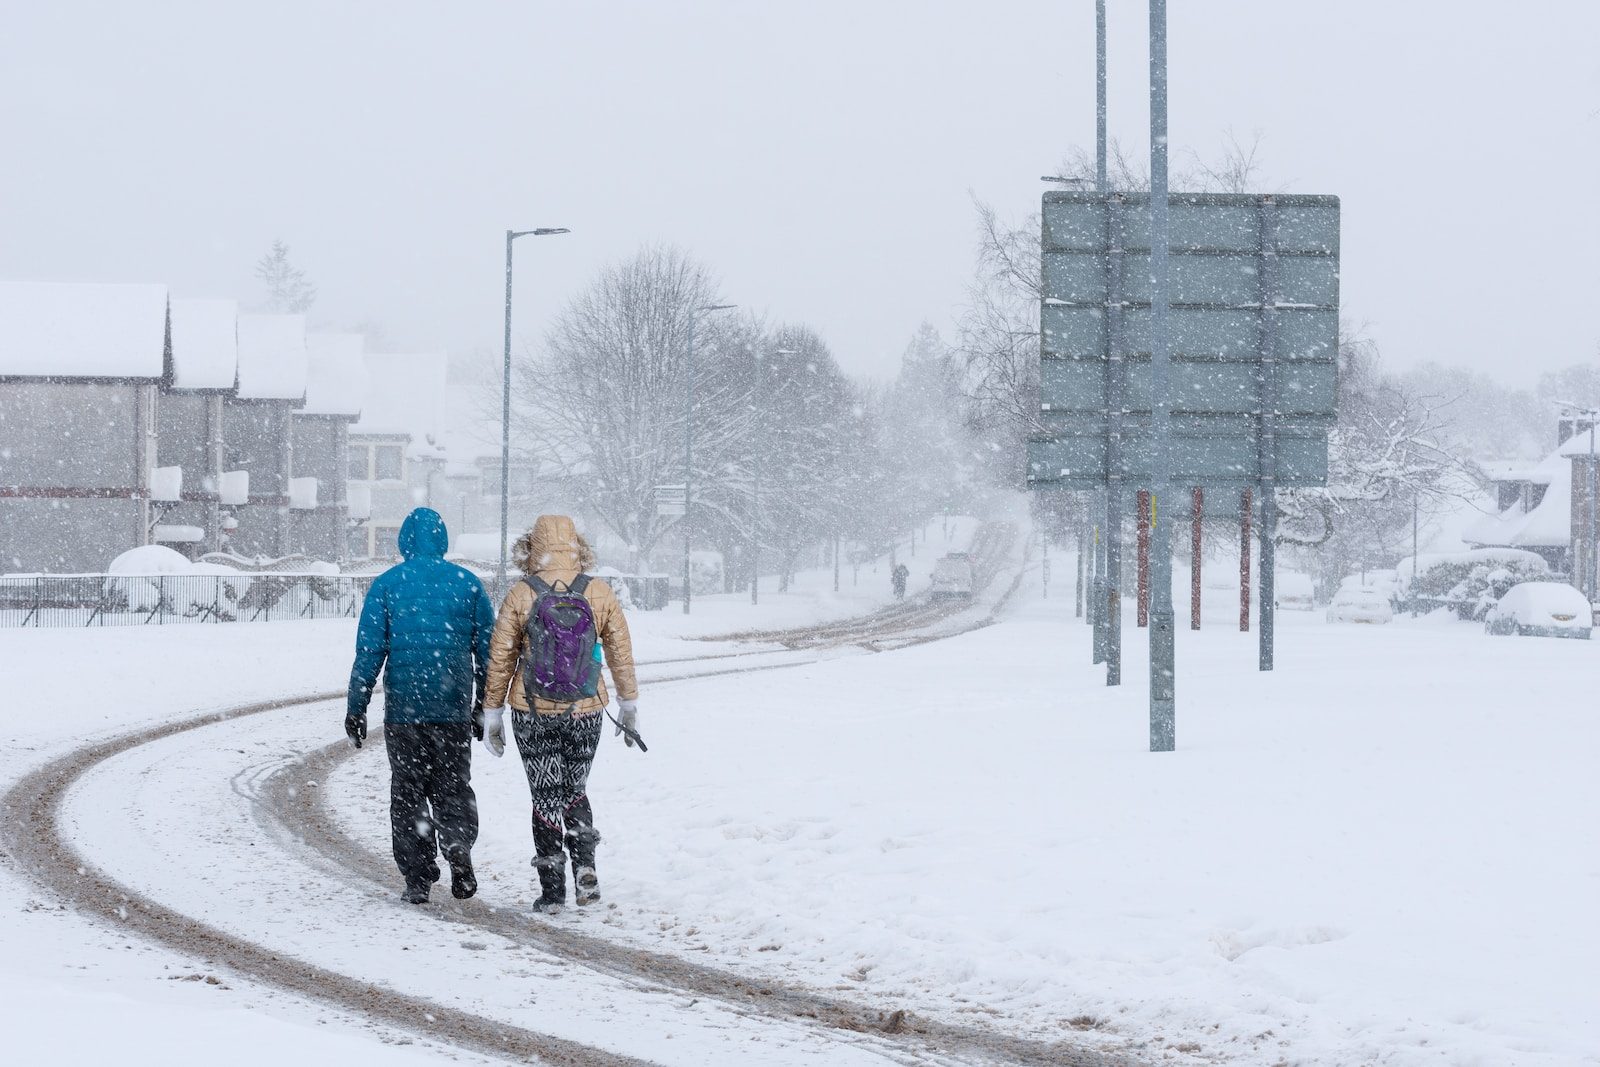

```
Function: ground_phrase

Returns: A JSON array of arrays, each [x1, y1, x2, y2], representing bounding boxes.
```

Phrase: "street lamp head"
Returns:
[[698, 303, 737, 313], [1041, 175, 1092, 186], [510, 227, 571, 239]]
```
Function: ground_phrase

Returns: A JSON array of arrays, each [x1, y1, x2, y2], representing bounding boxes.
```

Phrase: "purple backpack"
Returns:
[[521, 574, 603, 704]]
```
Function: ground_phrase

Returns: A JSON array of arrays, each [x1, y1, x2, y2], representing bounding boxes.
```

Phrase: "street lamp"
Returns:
[[500, 226, 569, 601], [751, 346, 799, 606], [682, 302, 737, 615]]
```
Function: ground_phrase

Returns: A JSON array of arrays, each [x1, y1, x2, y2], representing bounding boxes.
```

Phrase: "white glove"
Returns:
[[616, 700, 639, 748], [482, 707, 506, 758]]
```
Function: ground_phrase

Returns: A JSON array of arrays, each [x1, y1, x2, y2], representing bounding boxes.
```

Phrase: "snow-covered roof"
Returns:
[[1464, 446, 1575, 550], [1477, 460, 1548, 486], [0, 280, 168, 380], [235, 313, 308, 401], [168, 298, 238, 391], [351, 352, 447, 449], [300, 333, 368, 418]]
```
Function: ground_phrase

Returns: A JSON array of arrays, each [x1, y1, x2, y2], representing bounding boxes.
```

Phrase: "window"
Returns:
[[346, 526, 369, 559], [348, 446, 368, 480], [373, 525, 401, 559], [374, 445, 404, 481]]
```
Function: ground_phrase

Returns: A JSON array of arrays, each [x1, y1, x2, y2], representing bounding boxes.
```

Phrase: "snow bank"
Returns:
[[168, 297, 238, 390], [0, 279, 168, 379], [149, 465, 183, 502]]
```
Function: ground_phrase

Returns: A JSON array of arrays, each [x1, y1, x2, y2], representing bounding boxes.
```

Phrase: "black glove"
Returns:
[[344, 711, 367, 750], [471, 702, 485, 742]]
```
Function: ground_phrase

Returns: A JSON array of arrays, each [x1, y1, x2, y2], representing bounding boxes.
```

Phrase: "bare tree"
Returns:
[[516, 245, 734, 567]]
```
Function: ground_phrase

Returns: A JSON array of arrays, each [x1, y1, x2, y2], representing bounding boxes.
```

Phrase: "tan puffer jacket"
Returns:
[[483, 514, 639, 716]]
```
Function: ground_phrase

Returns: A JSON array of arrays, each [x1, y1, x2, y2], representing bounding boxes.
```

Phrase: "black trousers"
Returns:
[[512, 710, 602, 876], [384, 722, 478, 882]]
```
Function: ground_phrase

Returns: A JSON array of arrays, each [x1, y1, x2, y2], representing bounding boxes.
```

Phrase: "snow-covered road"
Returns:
[[3, 528, 1596, 1065]]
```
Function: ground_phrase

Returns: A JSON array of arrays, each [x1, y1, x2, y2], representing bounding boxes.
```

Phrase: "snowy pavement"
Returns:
[[3, 544, 1598, 1064]]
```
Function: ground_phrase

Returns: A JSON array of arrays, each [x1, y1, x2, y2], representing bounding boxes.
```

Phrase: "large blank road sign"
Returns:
[[1027, 192, 1340, 490]]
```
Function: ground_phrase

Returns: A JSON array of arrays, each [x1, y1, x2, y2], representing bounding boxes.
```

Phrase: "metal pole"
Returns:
[[1260, 488, 1276, 671], [683, 313, 696, 615], [1240, 487, 1252, 631], [1096, 0, 1108, 192], [834, 532, 841, 592], [1075, 521, 1085, 619], [1105, 490, 1122, 686], [751, 351, 761, 606], [1191, 487, 1203, 630], [499, 230, 514, 603], [1147, 0, 1176, 751], [1412, 489, 1419, 613], [1580, 422, 1593, 614], [1136, 489, 1151, 627], [1091, 523, 1106, 662]]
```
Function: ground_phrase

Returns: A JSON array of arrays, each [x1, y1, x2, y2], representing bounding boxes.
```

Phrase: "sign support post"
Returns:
[[1147, 0, 1176, 752]]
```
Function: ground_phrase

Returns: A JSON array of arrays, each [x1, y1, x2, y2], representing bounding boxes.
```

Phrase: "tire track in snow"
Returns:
[[2, 521, 1132, 1066], [0, 696, 654, 1067]]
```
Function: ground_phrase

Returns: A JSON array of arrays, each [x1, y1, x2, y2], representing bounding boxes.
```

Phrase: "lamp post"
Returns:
[[499, 227, 570, 601], [752, 346, 799, 606], [683, 303, 737, 615]]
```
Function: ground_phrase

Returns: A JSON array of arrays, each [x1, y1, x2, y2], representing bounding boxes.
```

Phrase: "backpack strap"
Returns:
[[568, 573, 592, 596], [524, 575, 553, 596]]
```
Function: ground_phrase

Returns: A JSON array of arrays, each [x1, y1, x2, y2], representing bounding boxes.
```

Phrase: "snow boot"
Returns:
[[448, 854, 477, 900], [427, 861, 441, 884], [403, 876, 431, 905], [573, 865, 600, 906], [532, 853, 566, 913]]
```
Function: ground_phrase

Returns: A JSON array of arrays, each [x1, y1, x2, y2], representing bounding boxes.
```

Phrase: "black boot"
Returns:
[[447, 851, 477, 900], [531, 853, 566, 912], [403, 875, 431, 904], [566, 826, 601, 906]]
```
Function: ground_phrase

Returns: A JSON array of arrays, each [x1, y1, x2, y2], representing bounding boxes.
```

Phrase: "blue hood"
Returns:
[[398, 508, 448, 560]]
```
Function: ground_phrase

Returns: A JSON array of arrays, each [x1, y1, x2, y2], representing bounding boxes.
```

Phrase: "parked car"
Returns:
[[1275, 570, 1316, 611], [1483, 582, 1593, 639], [1327, 585, 1394, 624], [930, 553, 974, 599]]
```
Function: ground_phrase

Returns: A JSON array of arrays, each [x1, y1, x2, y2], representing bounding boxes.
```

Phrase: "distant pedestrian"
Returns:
[[892, 562, 909, 600], [480, 514, 639, 913], [347, 507, 495, 905]]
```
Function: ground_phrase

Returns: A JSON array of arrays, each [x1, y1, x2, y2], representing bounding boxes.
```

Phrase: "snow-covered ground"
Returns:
[[3, 543, 1596, 1065]]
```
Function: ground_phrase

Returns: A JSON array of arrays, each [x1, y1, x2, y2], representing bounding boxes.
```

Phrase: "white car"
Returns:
[[1483, 582, 1593, 640], [930, 553, 974, 599], [1327, 586, 1394, 624]]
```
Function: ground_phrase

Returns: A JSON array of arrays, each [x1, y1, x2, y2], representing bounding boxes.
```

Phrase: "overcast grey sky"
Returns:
[[2, 2, 1596, 384]]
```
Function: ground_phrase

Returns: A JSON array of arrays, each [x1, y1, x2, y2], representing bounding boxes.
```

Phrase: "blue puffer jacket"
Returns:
[[348, 508, 496, 725]]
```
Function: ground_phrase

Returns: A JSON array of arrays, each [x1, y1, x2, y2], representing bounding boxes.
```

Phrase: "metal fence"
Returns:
[[0, 574, 376, 628]]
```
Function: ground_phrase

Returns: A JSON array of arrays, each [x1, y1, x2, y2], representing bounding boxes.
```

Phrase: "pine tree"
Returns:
[[254, 240, 317, 313]]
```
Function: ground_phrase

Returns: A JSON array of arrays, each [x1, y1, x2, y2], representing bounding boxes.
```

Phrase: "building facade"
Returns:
[[0, 281, 170, 573]]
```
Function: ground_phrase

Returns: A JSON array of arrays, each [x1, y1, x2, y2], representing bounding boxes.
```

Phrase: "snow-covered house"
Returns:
[[1467, 426, 1600, 590], [347, 352, 448, 559], [222, 313, 308, 558], [154, 297, 238, 556], [288, 333, 367, 561], [0, 280, 170, 572]]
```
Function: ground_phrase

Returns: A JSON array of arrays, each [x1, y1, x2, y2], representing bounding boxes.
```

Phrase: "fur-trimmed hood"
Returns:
[[514, 514, 596, 576]]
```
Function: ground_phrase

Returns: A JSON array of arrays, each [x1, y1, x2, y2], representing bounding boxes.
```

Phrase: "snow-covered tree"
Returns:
[[254, 240, 317, 313]]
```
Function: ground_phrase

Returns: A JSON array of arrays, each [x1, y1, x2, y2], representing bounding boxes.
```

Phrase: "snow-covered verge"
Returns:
[[0, 622, 467, 1065], [5, 542, 1596, 1065], [340, 567, 1593, 1066]]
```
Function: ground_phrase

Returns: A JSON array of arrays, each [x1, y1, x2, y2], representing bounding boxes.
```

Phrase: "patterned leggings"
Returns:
[[512, 709, 602, 870]]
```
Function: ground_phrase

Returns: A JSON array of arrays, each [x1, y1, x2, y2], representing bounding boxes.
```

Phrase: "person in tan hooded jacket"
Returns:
[[480, 514, 638, 911]]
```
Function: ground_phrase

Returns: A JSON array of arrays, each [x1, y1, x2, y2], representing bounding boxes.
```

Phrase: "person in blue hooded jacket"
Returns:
[[347, 507, 496, 904]]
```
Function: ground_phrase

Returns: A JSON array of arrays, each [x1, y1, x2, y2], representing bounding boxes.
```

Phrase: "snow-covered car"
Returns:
[[1483, 582, 1593, 639], [930, 553, 974, 599], [1326, 586, 1394, 624], [1274, 570, 1316, 611]]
